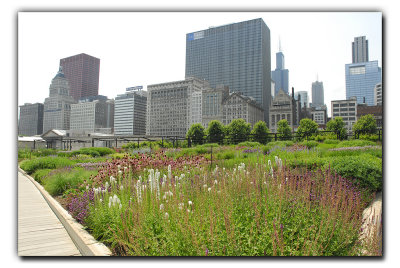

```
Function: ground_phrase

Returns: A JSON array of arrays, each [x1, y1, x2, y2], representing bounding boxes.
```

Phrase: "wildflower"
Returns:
[[160, 203, 165, 210], [285, 177, 288, 182], [187, 209, 191, 213], [178, 203, 184, 210], [99, 198, 103, 203], [105, 182, 109, 189], [168, 165, 172, 180], [120, 185, 124, 190], [118, 170, 122, 175], [214, 180, 218, 185], [188, 200, 193, 206], [208, 187, 212, 192], [86, 185, 89, 190], [203, 184, 207, 188], [117, 165, 121, 170], [164, 212, 169, 219], [119, 204, 122, 209], [124, 166, 127, 170]]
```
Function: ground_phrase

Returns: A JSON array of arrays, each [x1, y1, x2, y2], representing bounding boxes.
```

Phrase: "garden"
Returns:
[[18, 129, 382, 256]]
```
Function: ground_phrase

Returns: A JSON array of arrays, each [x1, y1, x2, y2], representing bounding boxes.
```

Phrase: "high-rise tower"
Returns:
[[60, 53, 100, 101], [271, 51, 289, 95], [311, 80, 324, 108], [185, 18, 271, 125], [352, 36, 369, 63]]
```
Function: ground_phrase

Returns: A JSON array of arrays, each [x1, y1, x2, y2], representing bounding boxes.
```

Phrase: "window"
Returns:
[[349, 66, 366, 75]]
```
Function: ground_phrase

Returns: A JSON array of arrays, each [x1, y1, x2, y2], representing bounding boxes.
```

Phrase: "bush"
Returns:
[[352, 114, 377, 135], [337, 140, 376, 148], [32, 169, 53, 184], [216, 151, 235, 160], [327, 155, 382, 191], [206, 120, 225, 144], [300, 140, 319, 149], [250, 121, 271, 144], [20, 157, 75, 174], [238, 141, 262, 147], [44, 168, 97, 196], [187, 123, 205, 145], [359, 134, 380, 142], [277, 119, 292, 140], [324, 139, 340, 144], [226, 119, 251, 144], [315, 135, 326, 142]]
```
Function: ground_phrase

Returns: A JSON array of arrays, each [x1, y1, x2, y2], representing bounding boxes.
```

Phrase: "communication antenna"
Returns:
[[279, 36, 282, 52]]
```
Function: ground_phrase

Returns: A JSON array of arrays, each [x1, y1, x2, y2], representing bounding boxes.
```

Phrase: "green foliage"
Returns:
[[226, 119, 251, 144], [300, 140, 319, 149], [216, 151, 235, 160], [250, 121, 271, 144], [337, 140, 376, 147], [324, 139, 340, 144], [237, 141, 262, 147], [32, 169, 53, 184], [58, 147, 114, 157], [326, 117, 347, 140], [206, 120, 225, 144], [277, 119, 292, 140], [352, 114, 377, 135], [44, 167, 98, 196], [296, 118, 319, 139], [315, 135, 326, 142], [20, 157, 75, 174], [359, 134, 380, 142], [327, 155, 382, 191], [187, 123, 206, 145]]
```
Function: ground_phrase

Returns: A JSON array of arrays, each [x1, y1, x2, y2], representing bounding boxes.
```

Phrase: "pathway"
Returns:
[[18, 170, 81, 256]]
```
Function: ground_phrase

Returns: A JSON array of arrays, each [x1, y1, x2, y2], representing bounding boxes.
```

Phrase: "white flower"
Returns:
[[208, 187, 211, 192], [108, 202, 111, 208], [99, 198, 103, 203], [164, 212, 169, 219], [124, 166, 128, 170], [118, 170, 122, 175], [188, 200, 193, 206], [160, 203, 164, 210], [187, 209, 191, 213], [203, 184, 207, 188], [86, 185, 89, 190], [117, 165, 121, 169], [120, 185, 124, 190], [105, 182, 109, 189], [214, 180, 218, 184], [285, 177, 288, 182], [119, 204, 122, 209], [178, 203, 184, 210]]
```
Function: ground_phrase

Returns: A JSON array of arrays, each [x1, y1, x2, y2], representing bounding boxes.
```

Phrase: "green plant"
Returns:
[[32, 168, 53, 184], [226, 119, 251, 144], [20, 157, 75, 174], [353, 114, 377, 135], [206, 120, 225, 144], [326, 117, 348, 140], [187, 123, 205, 145], [250, 121, 271, 144], [277, 119, 292, 140], [296, 118, 319, 140], [300, 140, 319, 149]]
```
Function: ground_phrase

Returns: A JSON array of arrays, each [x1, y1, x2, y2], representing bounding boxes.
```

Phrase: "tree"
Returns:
[[277, 119, 292, 140], [326, 117, 347, 140], [296, 118, 319, 140], [352, 114, 377, 135], [251, 121, 271, 144], [186, 123, 205, 145], [226, 118, 251, 144], [206, 120, 225, 144]]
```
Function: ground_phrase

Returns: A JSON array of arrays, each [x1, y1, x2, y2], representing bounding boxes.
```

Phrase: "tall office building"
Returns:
[[311, 81, 324, 107], [146, 77, 207, 137], [374, 82, 382, 106], [114, 89, 147, 136], [18, 103, 44, 136], [185, 18, 271, 125], [60, 53, 100, 101], [70, 95, 114, 133], [43, 67, 76, 133], [352, 36, 369, 63], [345, 61, 381, 106], [295, 91, 309, 108], [271, 51, 289, 95]]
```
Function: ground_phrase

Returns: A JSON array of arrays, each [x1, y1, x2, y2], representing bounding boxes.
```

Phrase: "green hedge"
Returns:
[[20, 157, 75, 174]]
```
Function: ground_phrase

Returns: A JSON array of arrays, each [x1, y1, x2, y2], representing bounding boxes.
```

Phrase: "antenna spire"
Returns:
[[279, 36, 282, 52]]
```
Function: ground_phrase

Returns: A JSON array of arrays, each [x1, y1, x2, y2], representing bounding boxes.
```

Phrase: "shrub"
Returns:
[[250, 121, 271, 144], [327, 155, 382, 191], [300, 140, 319, 149], [216, 151, 235, 160], [326, 117, 347, 140], [277, 119, 292, 140], [206, 120, 225, 144], [32, 168, 53, 184], [296, 118, 319, 140], [337, 140, 376, 148], [315, 135, 326, 142], [238, 141, 262, 147], [187, 123, 205, 145], [352, 114, 377, 135], [226, 119, 251, 144], [359, 134, 380, 142], [20, 157, 75, 174], [324, 139, 340, 144]]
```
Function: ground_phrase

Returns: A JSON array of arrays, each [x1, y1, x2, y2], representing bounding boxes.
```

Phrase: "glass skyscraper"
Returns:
[[185, 18, 271, 125], [311, 81, 324, 107], [345, 61, 381, 106], [271, 51, 289, 95]]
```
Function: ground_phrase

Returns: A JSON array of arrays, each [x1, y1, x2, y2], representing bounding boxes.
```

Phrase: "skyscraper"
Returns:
[[43, 67, 76, 133], [18, 103, 44, 136], [271, 51, 289, 95], [345, 61, 381, 106], [311, 81, 324, 107], [60, 53, 100, 101], [185, 18, 271, 125], [352, 36, 369, 63], [295, 91, 309, 108]]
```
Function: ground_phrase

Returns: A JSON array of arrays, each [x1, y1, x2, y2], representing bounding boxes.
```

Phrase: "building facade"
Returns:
[[269, 88, 300, 133], [114, 90, 147, 136], [202, 85, 230, 128], [70, 95, 114, 133], [345, 60, 382, 106], [352, 36, 369, 63], [374, 82, 382, 106], [311, 81, 324, 108], [331, 97, 358, 132], [311, 105, 328, 126], [146, 77, 207, 137], [271, 51, 289, 95], [222, 92, 264, 127], [18, 103, 44, 136], [185, 18, 272, 124], [43, 67, 76, 133], [60, 53, 100, 101]]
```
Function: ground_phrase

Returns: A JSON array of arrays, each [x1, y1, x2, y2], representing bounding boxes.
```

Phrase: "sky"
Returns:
[[18, 12, 382, 117]]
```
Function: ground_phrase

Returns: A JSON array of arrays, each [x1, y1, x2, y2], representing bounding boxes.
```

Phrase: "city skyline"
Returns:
[[18, 12, 382, 117]]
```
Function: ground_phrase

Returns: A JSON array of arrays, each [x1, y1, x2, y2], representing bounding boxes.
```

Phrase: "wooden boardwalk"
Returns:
[[18, 170, 81, 256]]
